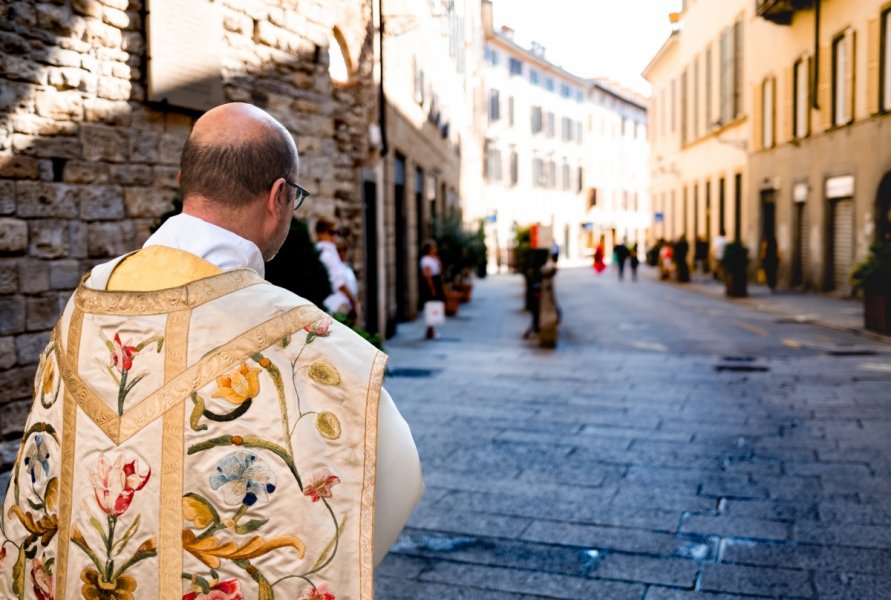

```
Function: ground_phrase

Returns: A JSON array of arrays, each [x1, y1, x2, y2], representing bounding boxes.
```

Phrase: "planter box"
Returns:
[[453, 283, 473, 303], [445, 291, 461, 316], [864, 289, 891, 334]]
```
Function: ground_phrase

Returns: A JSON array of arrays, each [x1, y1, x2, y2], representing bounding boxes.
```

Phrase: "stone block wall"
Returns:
[[0, 0, 376, 466]]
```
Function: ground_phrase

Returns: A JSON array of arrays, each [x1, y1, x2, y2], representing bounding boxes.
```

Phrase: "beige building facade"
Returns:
[[378, 0, 482, 335], [475, 1, 650, 266], [749, 0, 891, 293]]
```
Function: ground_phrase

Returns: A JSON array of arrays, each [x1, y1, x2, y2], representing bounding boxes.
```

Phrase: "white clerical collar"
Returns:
[[143, 213, 266, 277]]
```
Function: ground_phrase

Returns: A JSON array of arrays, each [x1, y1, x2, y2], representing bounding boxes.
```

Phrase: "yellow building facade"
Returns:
[[749, 0, 891, 293]]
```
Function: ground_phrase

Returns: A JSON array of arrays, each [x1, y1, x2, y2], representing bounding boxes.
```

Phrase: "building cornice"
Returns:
[[641, 31, 679, 81]]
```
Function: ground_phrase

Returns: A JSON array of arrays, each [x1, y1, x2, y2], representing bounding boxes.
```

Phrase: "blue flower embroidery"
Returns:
[[209, 450, 277, 507], [23, 434, 50, 484]]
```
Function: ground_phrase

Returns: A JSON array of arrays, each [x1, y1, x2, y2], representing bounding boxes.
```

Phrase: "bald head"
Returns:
[[179, 102, 298, 208]]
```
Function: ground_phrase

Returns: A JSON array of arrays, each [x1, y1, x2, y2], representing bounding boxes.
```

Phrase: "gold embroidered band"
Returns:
[[53, 304, 326, 445], [359, 351, 388, 599], [159, 308, 191, 598], [74, 269, 265, 315]]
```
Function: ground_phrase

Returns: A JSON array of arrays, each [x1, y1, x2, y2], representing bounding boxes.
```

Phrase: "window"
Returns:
[[660, 88, 667, 137], [576, 166, 584, 193], [681, 68, 688, 144], [532, 158, 545, 187], [576, 89, 584, 103], [762, 77, 775, 148], [560, 83, 572, 98], [488, 89, 500, 121], [561, 116, 573, 141], [546, 111, 555, 137], [705, 45, 713, 129], [671, 78, 677, 132], [547, 160, 556, 188], [509, 57, 522, 76], [793, 57, 809, 138], [508, 96, 515, 127], [562, 161, 571, 190], [733, 20, 744, 118], [531, 106, 543, 134], [484, 45, 498, 66], [883, 8, 891, 112], [693, 56, 700, 138], [833, 29, 854, 126], [529, 68, 540, 85], [576, 121, 583, 144], [509, 150, 518, 185], [545, 77, 555, 92], [413, 57, 425, 105], [485, 144, 502, 182]]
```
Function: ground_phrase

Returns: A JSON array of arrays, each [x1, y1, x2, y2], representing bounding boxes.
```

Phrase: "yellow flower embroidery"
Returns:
[[307, 360, 341, 386], [41, 356, 55, 396], [183, 494, 217, 529], [182, 530, 305, 569], [316, 412, 342, 440], [80, 568, 137, 600], [212, 363, 261, 405]]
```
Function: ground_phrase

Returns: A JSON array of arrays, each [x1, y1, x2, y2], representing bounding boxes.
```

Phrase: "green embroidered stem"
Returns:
[[302, 500, 341, 576], [104, 514, 117, 581], [117, 370, 128, 415], [252, 353, 295, 464], [112, 541, 157, 580], [71, 532, 103, 574]]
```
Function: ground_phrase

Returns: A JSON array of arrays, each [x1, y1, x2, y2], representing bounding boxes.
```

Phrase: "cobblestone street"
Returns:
[[375, 266, 891, 599]]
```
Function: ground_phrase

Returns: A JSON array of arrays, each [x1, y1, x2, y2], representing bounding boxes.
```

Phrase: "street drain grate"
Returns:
[[715, 364, 770, 373], [826, 349, 880, 357], [387, 367, 439, 378], [721, 356, 756, 362]]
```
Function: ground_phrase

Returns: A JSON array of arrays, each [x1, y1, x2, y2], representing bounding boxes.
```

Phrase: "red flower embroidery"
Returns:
[[183, 579, 244, 600], [303, 468, 340, 503], [109, 333, 138, 373], [30, 557, 54, 600], [90, 454, 151, 516], [299, 583, 335, 600]]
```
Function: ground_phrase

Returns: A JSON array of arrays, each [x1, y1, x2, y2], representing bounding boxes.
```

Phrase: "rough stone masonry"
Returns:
[[0, 0, 377, 466]]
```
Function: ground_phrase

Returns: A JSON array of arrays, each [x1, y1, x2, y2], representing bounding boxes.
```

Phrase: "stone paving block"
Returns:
[[724, 498, 818, 521], [816, 499, 891, 525], [720, 539, 891, 575], [644, 587, 769, 599], [375, 553, 430, 580], [521, 520, 713, 560], [613, 484, 717, 513], [406, 506, 531, 540], [593, 553, 699, 588], [376, 577, 549, 599], [417, 560, 646, 600], [680, 514, 789, 542], [813, 571, 891, 599], [748, 474, 824, 501], [793, 521, 891, 549], [699, 563, 813, 598]]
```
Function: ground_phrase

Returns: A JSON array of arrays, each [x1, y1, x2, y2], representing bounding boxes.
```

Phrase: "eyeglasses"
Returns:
[[282, 177, 311, 211]]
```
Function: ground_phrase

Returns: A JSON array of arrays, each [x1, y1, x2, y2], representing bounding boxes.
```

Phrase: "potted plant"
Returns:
[[852, 240, 891, 334], [721, 241, 749, 297]]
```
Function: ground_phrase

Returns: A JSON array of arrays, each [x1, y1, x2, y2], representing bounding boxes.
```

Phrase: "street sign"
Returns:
[[654, 212, 665, 223]]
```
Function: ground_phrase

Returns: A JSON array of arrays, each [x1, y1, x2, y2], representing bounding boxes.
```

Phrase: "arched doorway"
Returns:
[[877, 171, 891, 241]]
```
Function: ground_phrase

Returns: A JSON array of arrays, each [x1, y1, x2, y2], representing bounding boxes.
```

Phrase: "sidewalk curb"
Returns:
[[660, 277, 891, 347]]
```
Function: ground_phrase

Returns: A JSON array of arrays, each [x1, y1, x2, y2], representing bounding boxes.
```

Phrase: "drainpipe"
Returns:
[[811, 0, 821, 110], [377, 0, 389, 156]]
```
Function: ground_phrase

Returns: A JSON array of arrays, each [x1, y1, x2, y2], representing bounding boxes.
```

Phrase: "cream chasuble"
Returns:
[[0, 243, 398, 600]]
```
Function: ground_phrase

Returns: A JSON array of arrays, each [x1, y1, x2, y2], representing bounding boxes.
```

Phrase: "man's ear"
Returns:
[[266, 177, 287, 215]]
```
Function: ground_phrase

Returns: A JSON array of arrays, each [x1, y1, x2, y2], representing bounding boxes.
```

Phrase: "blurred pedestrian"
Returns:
[[711, 231, 727, 281], [760, 237, 780, 292], [316, 217, 360, 318], [420, 239, 446, 339], [629, 242, 640, 282], [694, 236, 709, 279], [659, 241, 673, 280], [337, 238, 359, 321], [593, 238, 607, 274], [614, 240, 631, 281]]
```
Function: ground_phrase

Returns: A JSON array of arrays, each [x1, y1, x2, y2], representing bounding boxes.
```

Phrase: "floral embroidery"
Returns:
[[315, 412, 341, 440], [100, 330, 163, 415], [306, 360, 341, 386], [183, 579, 244, 600], [209, 451, 277, 507], [304, 318, 332, 343], [299, 583, 335, 600], [212, 364, 262, 406], [72, 454, 156, 599], [303, 468, 340, 503], [38, 347, 60, 409], [90, 454, 151, 517], [23, 434, 51, 484], [30, 557, 54, 600]]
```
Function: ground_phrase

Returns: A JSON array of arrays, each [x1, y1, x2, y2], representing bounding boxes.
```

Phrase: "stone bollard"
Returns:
[[538, 263, 558, 348]]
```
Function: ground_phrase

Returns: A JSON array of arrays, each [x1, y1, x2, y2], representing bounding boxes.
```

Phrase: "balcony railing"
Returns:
[[755, 0, 815, 25]]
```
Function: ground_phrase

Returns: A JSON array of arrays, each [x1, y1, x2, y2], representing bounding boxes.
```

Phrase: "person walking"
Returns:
[[629, 242, 640, 282], [614, 240, 631, 281], [0, 103, 424, 598], [761, 237, 780, 292], [420, 239, 446, 339], [593, 238, 607, 274], [315, 217, 360, 319]]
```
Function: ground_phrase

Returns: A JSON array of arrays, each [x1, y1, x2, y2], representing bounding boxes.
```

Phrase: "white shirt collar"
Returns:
[[143, 213, 266, 277]]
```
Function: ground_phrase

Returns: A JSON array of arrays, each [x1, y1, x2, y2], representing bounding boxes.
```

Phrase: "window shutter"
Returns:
[[782, 67, 793, 143], [867, 16, 880, 115], [752, 83, 763, 151], [819, 45, 831, 131], [844, 30, 855, 123]]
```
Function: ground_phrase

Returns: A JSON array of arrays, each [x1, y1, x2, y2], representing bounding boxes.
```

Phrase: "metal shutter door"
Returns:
[[832, 199, 854, 294]]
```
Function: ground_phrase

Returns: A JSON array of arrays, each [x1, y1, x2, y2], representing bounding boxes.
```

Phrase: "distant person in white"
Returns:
[[315, 217, 359, 318]]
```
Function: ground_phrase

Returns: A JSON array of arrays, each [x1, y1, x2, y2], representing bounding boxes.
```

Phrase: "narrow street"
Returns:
[[375, 266, 891, 599]]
